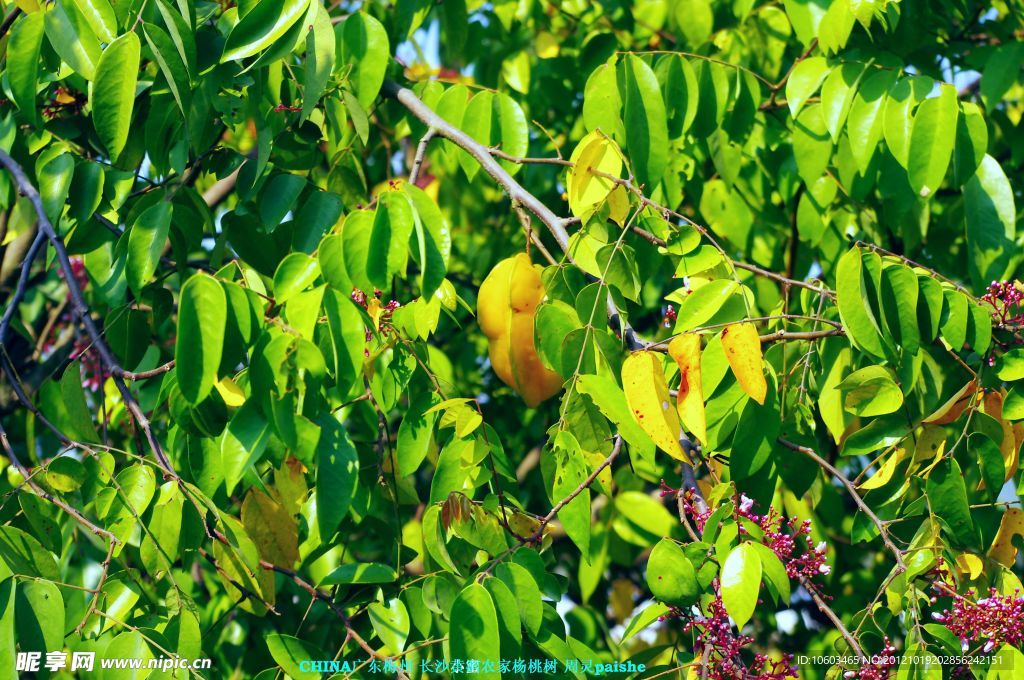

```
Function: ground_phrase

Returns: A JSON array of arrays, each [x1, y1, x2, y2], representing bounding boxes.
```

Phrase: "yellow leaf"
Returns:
[[911, 425, 947, 477], [858, 447, 906, 490], [566, 131, 623, 222], [14, 0, 39, 12], [989, 507, 1024, 567], [720, 322, 767, 405], [955, 553, 984, 580], [607, 184, 631, 225], [536, 31, 560, 59], [622, 351, 685, 460], [241, 489, 300, 568], [923, 379, 978, 424], [667, 333, 706, 444], [214, 377, 246, 408]]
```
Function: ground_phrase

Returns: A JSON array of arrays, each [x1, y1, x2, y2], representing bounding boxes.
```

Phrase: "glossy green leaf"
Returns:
[[965, 155, 1016, 289], [646, 538, 698, 607], [838, 365, 903, 417], [265, 633, 325, 680], [92, 32, 140, 162], [907, 85, 958, 198], [721, 542, 761, 629], [448, 584, 500, 680], [926, 458, 977, 549], [337, 12, 389, 108], [43, 0, 102, 80], [621, 54, 668, 189], [223, 0, 309, 62], [127, 201, 172, 296], [785, 56, 829, 118], [176, 273, 227, 404], [7, 11, 45, 126]]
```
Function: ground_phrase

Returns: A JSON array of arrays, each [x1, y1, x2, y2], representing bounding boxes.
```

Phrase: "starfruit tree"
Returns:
[[0, 0, 1023, 678]]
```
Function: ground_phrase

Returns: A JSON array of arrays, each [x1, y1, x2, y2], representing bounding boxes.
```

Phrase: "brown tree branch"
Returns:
[[0, 150, 177, 478], [777, 437, 907, 571]]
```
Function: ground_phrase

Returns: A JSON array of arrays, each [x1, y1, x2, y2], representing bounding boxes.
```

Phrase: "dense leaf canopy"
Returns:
[[0, 0, 1023, 678]]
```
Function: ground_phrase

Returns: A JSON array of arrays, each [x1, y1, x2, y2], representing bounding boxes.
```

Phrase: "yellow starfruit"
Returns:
[[477, 254, 563, 407]]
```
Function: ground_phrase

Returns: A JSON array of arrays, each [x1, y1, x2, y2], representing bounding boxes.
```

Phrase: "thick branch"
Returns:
[[383, 81, 571, 251]]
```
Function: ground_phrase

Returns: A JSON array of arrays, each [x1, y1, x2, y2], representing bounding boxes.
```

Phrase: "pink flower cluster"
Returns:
[[664, 486, 830, 584], [842, 638, 897, 679], [981, 280, 1024, 326], [931, 588, 1024, 653], [663, 586, 797, 680]]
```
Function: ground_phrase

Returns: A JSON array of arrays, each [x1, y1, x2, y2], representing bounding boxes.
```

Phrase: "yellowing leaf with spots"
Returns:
[[858, 446, 906, 490], [989, 508, 1024, 567], [667, 333, 706, 444], [622, 351, 685, 461], [566, 130, 623, 222], [720, 322, 767, 405]]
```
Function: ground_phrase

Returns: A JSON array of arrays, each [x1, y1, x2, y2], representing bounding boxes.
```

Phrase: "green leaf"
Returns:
[[785, 56, 829, 118], [7, 11, 45, 126], [316, 415, 359, 538], [127, 201, 172, 296], [657, 54, 698, 138], [337, 12, 389, 109], [646, 539, 699, 607], [222, 0, 310, 62], [792, 103, 832, 183], [952, 101, 988, 186], [320, 562, 398, 586], [721, 542, 761, 629], [965, 155, 1016, 289], [748, 542, 791, 604], [835, 247, 887, 359], [879, 263, 921, 356], [43, 0, 102, 80], [550, 432, 591, 557], [926, 458, 977, 549], [71, 0, 118, 43], [673, 0, 713, 46], [102, 631, 153, 680], [222, 400, 271, 494], [273, 252, 321, 303], [176, 273, 227, 404], [884, 76, 933, 168], [367, 191, 414, 290], [369, 598, 410, 653], [674, 280, 740, 331], [838, 365, 903, 417], [941, 289, 969, 351], [847, 69, 898, 174], [14, 579, 64, 654], [0, 527, 59, 581], [265, 633, 326, 680], [0, 579, 13, 678], [448, 584, 501, 680], [621, 54, 668, 189], [820, 61, 865, 142], [301, 2, 334, 122], [907, 85, 958, 198], [143, 23, 192, 118], [621, 602, 670, 641], [583, 59, 625, 142], [91, 32, 140, 162]]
